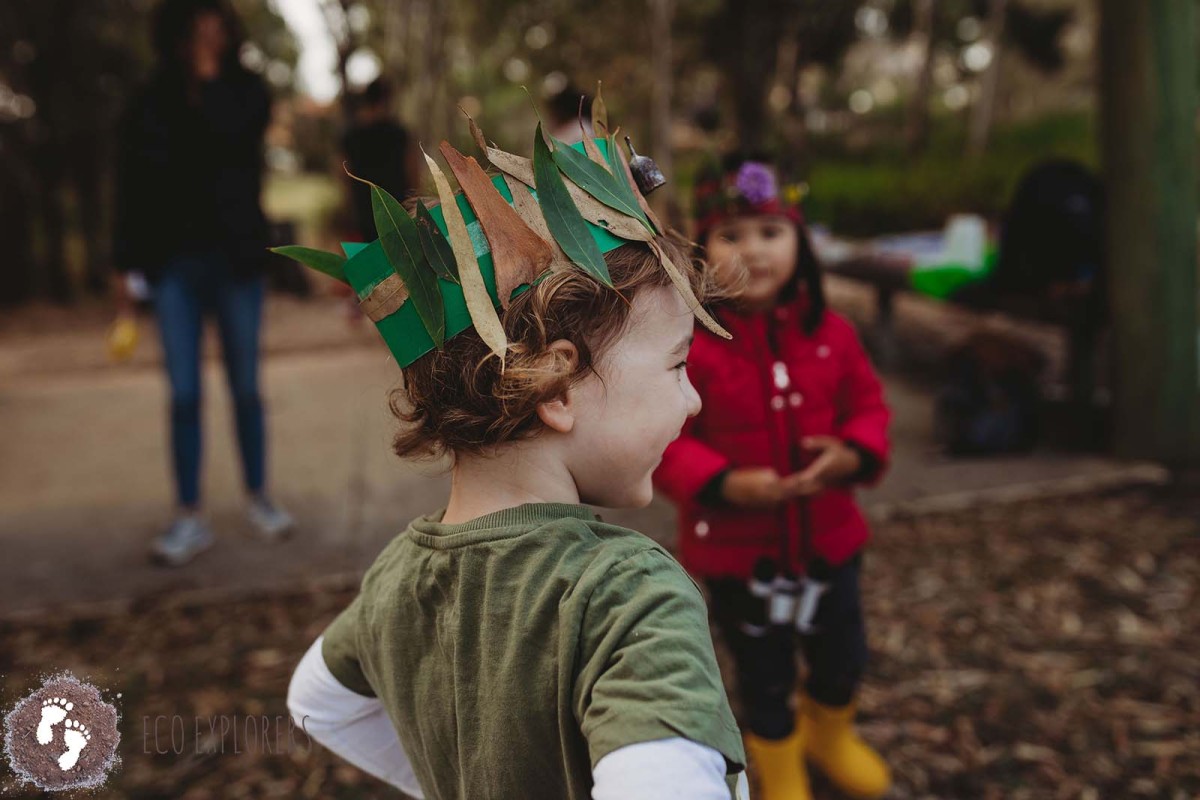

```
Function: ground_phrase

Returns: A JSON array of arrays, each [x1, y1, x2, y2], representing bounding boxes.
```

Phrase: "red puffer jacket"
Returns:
[[653, 291, 890, 580]]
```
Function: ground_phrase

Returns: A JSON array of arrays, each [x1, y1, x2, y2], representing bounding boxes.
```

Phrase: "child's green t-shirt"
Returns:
[[321, 502, 745, 799]]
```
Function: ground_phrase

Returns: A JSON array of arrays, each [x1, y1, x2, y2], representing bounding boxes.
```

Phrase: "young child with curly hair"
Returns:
[[284, 109, 747, 799]]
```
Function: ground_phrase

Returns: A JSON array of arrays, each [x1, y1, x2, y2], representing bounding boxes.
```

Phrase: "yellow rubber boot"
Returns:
[[799, 696, 891, 798], [744, 729, 812, 800]]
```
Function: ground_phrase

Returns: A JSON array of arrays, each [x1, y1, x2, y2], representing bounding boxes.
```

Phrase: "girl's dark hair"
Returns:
[[152, 0, 247, 78], [792, 223, 827, 335]]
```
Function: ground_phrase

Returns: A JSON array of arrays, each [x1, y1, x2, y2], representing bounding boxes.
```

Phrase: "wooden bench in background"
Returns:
[[814, 231, 1104, 443]]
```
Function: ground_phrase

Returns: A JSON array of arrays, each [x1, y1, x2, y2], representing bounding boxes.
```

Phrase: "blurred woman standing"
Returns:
[[113, 0, 292, 566]]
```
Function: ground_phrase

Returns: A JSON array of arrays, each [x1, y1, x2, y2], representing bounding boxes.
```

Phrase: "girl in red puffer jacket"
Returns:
[[654, 156, 891, 800]]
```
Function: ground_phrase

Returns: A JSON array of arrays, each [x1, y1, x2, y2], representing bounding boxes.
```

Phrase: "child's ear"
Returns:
[[535, 339, 580, 434]]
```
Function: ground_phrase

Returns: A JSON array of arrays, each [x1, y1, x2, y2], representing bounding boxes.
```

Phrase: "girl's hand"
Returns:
[[783, 436, 861, 497], [721, 467, 786, 508]]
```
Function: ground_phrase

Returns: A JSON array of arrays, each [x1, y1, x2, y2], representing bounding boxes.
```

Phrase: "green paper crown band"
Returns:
[[343, 138, 629, 368]]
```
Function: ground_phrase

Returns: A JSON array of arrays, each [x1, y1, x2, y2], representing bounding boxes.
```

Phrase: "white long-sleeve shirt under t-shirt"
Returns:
[[287, 636, 749, 799]]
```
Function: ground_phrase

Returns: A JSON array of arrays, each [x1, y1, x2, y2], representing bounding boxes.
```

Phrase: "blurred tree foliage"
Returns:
[[0, 0, 294, 305], [805, 111, 1096, 235], [0, 0, 1088, 304]]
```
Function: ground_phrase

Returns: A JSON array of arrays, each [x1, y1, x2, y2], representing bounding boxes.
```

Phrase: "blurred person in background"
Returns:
[[545, 84, 593, 144], [342, 77, 419, 240], [112, 0, 293, 567]]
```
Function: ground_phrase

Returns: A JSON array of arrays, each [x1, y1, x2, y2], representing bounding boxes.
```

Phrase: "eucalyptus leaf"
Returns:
[[269, 246, 348, 285], [592, 81, 609, 137], [465, 109, 488, 152], [605, 134, 645, 211], [422, 147, 508, 363], [362, 178, 445, 346], [415, 200, 459, 284], [484, 147, 646, 240], [613, 133, 664, 235], [581, 132, 607, 172], [550, 136, 652, 233], [648, 238, 731, 340], [503, 174, 573, 273], [533, 124, 611, 287]]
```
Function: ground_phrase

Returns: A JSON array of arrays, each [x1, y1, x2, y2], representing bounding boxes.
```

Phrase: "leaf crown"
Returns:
[[272, 86, 729, 368]]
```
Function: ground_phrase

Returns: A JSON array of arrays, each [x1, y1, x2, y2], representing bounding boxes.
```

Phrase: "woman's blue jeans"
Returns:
[[154, 252, 266, 508]]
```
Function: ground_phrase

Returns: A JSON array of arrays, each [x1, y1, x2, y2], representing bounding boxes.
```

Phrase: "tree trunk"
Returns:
[[647, 0, 678, 225], [412, 0, 443, 145], [430, 1, 454, 148], [380, 0, 404, 78], [1100, 0, 1200, 463], [319, 0, 356, 123], [0, 160, 35, 306], [77, 136, 109, 295], [905, 0, 936, 155], [966, 0, 1007, 159], [37, 152, 72, 303], [774, 12, 808, 171], [723, 0, 784, 152]]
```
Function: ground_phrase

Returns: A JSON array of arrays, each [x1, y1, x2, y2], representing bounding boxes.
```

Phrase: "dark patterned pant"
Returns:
[[707, 553, 868, 740]]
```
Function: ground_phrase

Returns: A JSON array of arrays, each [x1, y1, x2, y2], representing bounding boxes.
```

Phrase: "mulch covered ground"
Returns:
[[1, 485, 1196, 799]]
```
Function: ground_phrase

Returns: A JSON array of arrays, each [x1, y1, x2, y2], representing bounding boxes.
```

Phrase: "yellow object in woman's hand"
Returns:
[[106, 315, 139, 362]]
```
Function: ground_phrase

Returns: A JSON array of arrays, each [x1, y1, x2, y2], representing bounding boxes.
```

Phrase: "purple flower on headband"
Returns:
[[734, 162, 777, 205]]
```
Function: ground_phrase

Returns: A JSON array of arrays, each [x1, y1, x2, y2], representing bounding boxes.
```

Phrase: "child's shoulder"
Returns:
[[574, 518, 679, 569], [815, 309, 861, 341], [571, 520, 702, 602], [364, 509, 685, 588]]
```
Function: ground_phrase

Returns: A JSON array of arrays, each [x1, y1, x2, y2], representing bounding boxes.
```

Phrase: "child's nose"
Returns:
[[739, 238, 771, 265], [682, 374, 702, 417]]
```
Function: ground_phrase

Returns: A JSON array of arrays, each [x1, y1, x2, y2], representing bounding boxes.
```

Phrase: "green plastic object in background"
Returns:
[[909, 246, 998, 299]]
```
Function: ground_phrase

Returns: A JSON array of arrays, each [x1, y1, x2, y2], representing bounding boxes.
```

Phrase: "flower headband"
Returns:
[[693, 159, 806, 241]]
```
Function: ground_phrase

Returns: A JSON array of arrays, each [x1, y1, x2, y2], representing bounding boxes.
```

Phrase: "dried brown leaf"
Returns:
[[422, 146, 507, 364], [439, 141, 552, 309], [465, 110, 488, 153], [592, 80, 608, 137], [647, 238, 731, 340], [580, 124, 607, 172], [503, 174, 573, 273], [479, 146, 651, 242]]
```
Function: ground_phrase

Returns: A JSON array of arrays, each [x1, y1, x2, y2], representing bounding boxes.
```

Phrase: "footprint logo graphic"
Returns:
[[57, 720, 90, 771], [2, 672, 121, 792], [36, 698, 73, 745]]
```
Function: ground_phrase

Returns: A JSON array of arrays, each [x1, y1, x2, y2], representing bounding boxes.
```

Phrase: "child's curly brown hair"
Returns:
[[389, 233, 712, 461]]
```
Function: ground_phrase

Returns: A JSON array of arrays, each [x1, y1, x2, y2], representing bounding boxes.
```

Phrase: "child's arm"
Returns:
[[655, 413, 732, 505], [656, 351, 784, 511], [832, 320, 891, 485], [287, 637, 424, 798], [576, 549, 748, 799], [594, 738, 749, 799], [654, 356, 734, 505]]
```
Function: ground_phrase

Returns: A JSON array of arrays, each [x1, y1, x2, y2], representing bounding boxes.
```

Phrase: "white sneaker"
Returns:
[[150, 516, 214, 566], [247, 495, 295, 541]]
